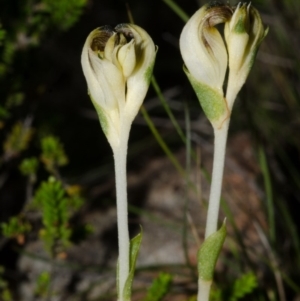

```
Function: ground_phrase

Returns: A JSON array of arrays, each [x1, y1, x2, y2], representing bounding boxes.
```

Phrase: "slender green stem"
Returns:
[[205, 119, 230, 238], [112, 124, 130, 301], [277, 197, 300, 263], [151, 76, 186, 144], [258, 145, 275, 243], [140, 105, 186, 177], [182, 101, 193, 272], [161, 0, 189, 22]]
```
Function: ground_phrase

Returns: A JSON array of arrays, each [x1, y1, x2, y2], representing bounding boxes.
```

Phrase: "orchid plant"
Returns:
[[180, 2, 268, 301], [81, 24, 156, 301]]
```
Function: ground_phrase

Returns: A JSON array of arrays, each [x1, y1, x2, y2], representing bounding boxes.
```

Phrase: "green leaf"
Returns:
[[198, 221, 227, 281], [183, 66, 229, 128], [123, 229, 143, 301]]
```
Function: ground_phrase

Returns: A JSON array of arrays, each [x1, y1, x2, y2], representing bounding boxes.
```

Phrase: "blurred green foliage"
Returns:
[[34, 177, 72, 255], [210, 273, 258, 301], [40, 135, 68, 174], [1, 216, 31, 240], [229, 273, 258, 301], [0, 25, 5, 43], [19, 157, 39, 176], [143, 272, 172, 301], [34, 271, 51, 298], [0, 266, 12, 301], [42, 0, 87, 30], [2, 121, 34, 160], [0, 0, 87, 76]]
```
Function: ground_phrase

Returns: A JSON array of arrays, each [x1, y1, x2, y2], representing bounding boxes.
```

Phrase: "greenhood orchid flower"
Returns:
[[81, 24, 156, 149], [225, 3, 269, 108], [180, 3, 233, 129], [180, 2, 268, 129]]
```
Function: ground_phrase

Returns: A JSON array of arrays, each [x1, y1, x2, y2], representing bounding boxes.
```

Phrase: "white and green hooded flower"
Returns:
[[180, 3, 233, 129], [225, 3, 269, 108], [180, 2, 268, 129], [81, 24, 156, 148]]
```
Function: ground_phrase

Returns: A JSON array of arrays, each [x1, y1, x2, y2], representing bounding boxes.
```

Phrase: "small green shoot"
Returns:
[[122, 230, 143, 301], [198, 221, 227, 281]]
